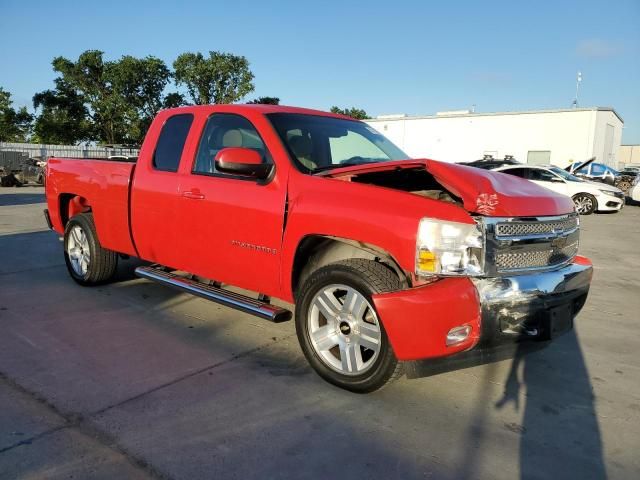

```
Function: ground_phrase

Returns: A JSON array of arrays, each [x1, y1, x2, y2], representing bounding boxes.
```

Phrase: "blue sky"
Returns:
[[1, 0, 639, 142]]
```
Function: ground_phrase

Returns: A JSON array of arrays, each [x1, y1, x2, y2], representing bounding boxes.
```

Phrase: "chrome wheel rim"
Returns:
[[67, 225, 90, 276], [307, 284, 382, 376], [574, 196, 593, 214]]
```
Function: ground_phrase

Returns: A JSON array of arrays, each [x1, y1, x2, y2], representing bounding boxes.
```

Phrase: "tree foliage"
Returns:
[[0, 87, 32, 142], [247, 96, 280, 105], [17, 49, 275, 146], [330, 106, 369, 120], [173, 51, 254, 105], [33, 50, 184, 145], [32, 79, 92, 144]]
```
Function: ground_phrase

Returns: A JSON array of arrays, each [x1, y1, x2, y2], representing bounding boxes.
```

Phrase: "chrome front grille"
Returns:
[[495, 216, 578, 237], [495, 241, 579, 271], [484, 214, 580, 275]]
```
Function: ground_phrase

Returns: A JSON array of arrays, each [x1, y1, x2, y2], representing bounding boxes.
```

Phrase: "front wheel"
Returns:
[[63, 213, 118, 285], [573, 193, 597, 215], [295, 259, 403, 393]]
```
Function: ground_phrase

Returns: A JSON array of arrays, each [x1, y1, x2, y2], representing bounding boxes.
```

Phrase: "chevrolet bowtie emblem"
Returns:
[[551, 236, 568, 248]]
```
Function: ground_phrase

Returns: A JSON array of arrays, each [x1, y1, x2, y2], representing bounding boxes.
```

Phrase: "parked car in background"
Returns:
[[458, 155, 519, 171], [0, 151, 45, 186], [628, 175, 640, 204], [568, 159, 634, 194], [620, 166, 640, 177], [493, 164, 625, 214]]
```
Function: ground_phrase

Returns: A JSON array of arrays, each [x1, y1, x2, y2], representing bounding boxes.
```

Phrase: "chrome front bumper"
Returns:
[[472, 260, 593, 344]]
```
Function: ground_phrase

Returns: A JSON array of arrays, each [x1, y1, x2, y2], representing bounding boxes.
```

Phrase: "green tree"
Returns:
[[110, 55, 184, 142], [173, 51, 254, 105], [32, 79, 93, 144], [49, 50, 129, 144], [247, 96, 280, 105], [39, 50, 183, 145], [0, 87, 33, 142], [330, 106, 369, 120]]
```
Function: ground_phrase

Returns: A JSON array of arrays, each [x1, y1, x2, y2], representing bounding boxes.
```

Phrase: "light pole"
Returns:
[[572, 71, 582, 108]]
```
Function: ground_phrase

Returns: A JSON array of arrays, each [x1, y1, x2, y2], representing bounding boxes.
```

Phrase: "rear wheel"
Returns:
[[295, 259, 403, 393], [64, 213, 118, 285], [572, 193, 597, 215]]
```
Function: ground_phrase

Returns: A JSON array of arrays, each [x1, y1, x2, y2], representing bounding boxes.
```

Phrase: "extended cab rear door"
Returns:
[[175, 111, 288, 297], [131, 112, 196, 267]]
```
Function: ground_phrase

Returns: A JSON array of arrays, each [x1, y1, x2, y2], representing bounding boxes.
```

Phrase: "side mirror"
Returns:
[[550, 176, 564, 183], [214, 148, 272, 179]]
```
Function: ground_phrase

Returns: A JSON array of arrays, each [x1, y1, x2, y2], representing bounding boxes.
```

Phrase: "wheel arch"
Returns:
[[59, 193, 92, 227], [291, 235, 409, 299]]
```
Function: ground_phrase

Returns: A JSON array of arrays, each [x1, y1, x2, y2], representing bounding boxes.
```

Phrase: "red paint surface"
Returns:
[[372, 278, 481, 360], [215, 147, 263, 165]]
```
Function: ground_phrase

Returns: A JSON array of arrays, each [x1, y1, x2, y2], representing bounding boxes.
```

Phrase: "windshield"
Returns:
[[267, 113, 409, 173], [549, 166, 584, 182]]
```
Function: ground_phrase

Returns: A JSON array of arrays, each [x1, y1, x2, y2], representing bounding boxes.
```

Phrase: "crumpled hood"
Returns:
[[322, 159, 576, 217]]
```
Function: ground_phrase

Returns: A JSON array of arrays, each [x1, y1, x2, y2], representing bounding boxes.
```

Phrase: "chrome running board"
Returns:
[[135, 266, 291, 323]]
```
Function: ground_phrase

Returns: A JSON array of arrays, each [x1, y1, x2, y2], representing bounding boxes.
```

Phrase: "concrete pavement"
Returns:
[[1, 186, 639, 479]]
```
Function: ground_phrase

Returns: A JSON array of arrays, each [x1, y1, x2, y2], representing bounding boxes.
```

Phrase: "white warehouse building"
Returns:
[[365, 107, 623, 168]]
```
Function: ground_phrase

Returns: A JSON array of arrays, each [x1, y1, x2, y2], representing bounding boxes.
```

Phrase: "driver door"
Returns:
[[176, 113, 287, 297]]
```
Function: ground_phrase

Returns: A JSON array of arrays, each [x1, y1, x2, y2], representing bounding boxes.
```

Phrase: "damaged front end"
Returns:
[[333, 159, 593, 362]]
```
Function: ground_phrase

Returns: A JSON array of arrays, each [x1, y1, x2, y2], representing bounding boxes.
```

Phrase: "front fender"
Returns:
[[279, 172, 473, 301]]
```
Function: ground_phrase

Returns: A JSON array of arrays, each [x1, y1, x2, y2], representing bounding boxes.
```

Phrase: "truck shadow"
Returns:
[[0, 192, 46, 206], [408, 331, 607, 479], [496, 332, 607, 479]]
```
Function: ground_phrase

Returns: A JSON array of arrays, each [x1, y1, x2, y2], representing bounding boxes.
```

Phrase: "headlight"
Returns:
[[416, 218, 484, 277], [599, 189, 618, 197]]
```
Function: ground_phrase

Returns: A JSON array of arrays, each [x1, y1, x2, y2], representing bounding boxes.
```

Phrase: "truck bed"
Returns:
[[45, 157, 138, 256]]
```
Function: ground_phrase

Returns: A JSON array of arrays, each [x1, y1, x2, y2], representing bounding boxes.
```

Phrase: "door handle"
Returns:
[[182, 190, 205, 200]]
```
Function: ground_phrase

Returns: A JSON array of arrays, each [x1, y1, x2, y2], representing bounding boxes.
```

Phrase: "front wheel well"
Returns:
[[291, 236, 409, 299]]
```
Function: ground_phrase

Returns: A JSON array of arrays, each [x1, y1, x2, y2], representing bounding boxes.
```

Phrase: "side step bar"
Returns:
[[135, 266, 292, 323]]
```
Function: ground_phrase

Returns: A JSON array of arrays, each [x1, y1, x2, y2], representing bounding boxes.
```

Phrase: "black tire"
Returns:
[[63, 213, 118, 286], [572, 193, 597, 215], [295, 259, 403, 393]]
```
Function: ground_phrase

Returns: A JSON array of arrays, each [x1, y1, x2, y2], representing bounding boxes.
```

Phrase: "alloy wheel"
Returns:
[[574, 195, 593, 214], [307, 284, 382, 375], [67, 225, 90, 276]]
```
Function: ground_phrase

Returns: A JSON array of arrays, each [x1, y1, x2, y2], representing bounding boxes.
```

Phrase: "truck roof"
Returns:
[[161, 104, 354, 120]]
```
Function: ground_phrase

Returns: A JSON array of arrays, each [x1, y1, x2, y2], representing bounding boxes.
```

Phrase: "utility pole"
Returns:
[[572, 71, 582, 108]]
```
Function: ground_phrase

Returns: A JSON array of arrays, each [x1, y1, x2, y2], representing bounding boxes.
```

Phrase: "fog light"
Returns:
[[446, 325, 471, 346]]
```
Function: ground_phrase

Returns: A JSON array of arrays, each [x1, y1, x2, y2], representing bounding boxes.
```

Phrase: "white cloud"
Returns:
[[577, 39, 622, 58]]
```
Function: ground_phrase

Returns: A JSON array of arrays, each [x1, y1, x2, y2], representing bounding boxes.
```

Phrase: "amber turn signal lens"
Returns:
[[417, 249, 436, 272]]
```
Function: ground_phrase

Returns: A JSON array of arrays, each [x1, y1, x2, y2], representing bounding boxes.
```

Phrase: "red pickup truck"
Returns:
[[45, 105, 593, 392]]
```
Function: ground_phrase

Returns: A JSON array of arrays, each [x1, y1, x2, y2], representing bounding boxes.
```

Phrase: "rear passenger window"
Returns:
[[153, 114, 194, 172]]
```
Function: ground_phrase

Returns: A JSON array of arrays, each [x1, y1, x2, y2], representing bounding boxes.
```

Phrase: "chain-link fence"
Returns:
[[0, 142, 140, 159]]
